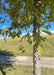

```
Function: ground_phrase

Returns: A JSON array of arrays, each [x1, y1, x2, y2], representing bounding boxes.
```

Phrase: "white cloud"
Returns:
[[40, 30, 54, 35], [50, 30, 54, 34], [0, 30, 54, 39], [21, 30, 54, 36]]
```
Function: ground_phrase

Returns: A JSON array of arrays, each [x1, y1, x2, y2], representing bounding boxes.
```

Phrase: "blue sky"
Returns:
[[0, 0, 54, 37], [0, 13, 54, 31], [0, 13, 54, 38]]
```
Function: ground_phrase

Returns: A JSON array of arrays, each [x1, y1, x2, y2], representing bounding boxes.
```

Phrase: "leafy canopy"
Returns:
[[0, 0, 54, 55]]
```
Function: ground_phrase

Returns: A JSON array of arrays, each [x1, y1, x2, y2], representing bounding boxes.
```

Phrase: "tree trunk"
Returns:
[[33, 0, 41, 75], [33, 45, 41, 75], [33, 18, 41, 75]]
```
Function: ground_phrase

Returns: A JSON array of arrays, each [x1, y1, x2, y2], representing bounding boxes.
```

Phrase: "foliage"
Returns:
[[0, 25, 7, 42], [41, 29, 51, 35], [19, 45, 25, 53], [0, 0, 54, 55]]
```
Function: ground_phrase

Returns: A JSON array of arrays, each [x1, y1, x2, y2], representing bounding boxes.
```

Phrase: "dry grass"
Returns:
[[0, 35, 54, 57], [0, 63, 54, 75]]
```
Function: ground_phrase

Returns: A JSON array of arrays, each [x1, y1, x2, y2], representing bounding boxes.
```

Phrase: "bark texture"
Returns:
[[33, 0, 41, 75], [33, 45, 41, 75]]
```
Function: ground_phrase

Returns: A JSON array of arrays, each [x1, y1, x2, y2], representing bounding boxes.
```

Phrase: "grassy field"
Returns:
[[0, 35, 54, 57], [41, 67, 54, 75], [0, 35, 54, 75], [0, 64, 33, 75], [42, 35, 54, 57], [0, 64, 54, 75]]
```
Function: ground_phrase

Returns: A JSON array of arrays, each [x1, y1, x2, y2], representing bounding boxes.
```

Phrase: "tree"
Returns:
[[0, 0, 54, 75]]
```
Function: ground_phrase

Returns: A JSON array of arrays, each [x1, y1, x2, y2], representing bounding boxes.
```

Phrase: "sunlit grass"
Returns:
[[0, 63, 54, 75], [0, 35, 54, 57]]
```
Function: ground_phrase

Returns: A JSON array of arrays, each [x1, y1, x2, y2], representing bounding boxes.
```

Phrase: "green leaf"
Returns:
[[32, 41, 36, 46], [0, 29, 1, 34], [18, 18, 21, 24], [29, 15, 31, 20], [1, 30, 5, 36], [41, 29, 51, 35], [44, 41, 50, 46], [4, 37, 6, 43], [2, 25, 7, 30], [38, 44, 44, 56], [19, 45, 25, 53], [18, 19, 20, 24], [34, 32, 41, 48], [27, 39, 32, 44]]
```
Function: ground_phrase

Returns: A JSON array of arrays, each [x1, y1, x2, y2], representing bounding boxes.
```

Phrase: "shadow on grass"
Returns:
[[0, 50, 15, 75], [0, 50, 14, 56], [0, 63, 13, 75]]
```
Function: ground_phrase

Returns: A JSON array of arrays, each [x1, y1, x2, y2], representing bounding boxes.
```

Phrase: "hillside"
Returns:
[[0, 35, 54, 57]]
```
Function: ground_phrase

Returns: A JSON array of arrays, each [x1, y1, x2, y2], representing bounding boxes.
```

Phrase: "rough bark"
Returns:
[[33, 0, 41, 75], [33, 17, 41, 75], [33, 45, 41, 75]]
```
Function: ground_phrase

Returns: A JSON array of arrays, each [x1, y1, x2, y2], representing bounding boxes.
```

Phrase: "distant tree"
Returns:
[[0, 0, 54, 75]]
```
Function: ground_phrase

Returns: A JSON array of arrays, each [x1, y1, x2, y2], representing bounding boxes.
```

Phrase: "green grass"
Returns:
[[0, 35, 54, 57], [0, 63, 54, 75], [0, 64, 33, 75], [41, 67, 54, 75], [0, 38, 33, 56], [42, 35, 54, 57]]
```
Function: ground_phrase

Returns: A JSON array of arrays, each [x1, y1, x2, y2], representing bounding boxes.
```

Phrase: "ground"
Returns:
[[0, 35, 54, 57], [0, 35, 54, 75]]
